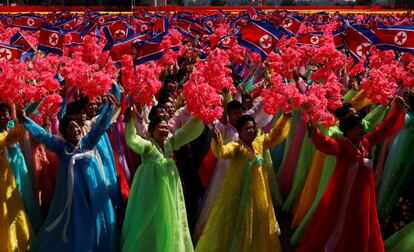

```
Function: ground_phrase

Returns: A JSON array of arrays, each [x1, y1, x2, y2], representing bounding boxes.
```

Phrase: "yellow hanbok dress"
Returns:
[[196, 115, 290, 252], [0, 124, 34, 252]]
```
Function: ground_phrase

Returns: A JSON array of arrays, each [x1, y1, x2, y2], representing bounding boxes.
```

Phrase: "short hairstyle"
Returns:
[[226, 100, 243, 115], [157, 88, 173, 104], [339, 115, 362, 136], [148, 105, 164, 121], [334, 102, 355, 120], [236, 114, 256, 132], [58, 116, 72, 138], [148, 116, 168, 134], [0, 103, 11, 114], [66, 98, 88, 116]]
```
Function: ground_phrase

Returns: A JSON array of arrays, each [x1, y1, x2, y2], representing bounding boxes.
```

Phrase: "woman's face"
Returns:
[[65, 121, 82, 145], [68, 110, 87, 127], [163, 102, 175, 119], [0, 110, 10, 130], [239, 120, 257, 145], [85, 102, 98, 119], [156, 107, 168, 120], [151, 120, 170, 144]]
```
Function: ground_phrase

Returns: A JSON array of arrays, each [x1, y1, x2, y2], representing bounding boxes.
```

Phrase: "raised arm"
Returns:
[[82, 104, 113, 150], [210, 131, 238, 160], [1, 123, 26, 147], [310, 128, 340, 156], [168, 116, 204, 151], [262, 114, 291, 150], [23, 117, 63, 153], [365, 106, 405, 148], [125, 118, 152, 156]]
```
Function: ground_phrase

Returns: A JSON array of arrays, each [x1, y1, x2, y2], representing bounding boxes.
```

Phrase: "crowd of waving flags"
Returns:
[[0, 8, 413, 66]]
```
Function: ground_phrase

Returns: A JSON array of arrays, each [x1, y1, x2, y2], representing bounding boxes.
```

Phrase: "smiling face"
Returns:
[[68, 110, 87, 127], [65, 121, 82, 146], [150, 120, 170, 144], [85, 101, 98, 119], [239, 120, 257, 145]]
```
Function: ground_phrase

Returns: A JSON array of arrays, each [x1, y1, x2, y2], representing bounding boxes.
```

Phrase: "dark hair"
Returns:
[[0, 103, 11, 114], [148, 116, 167, 134], [334, 102, 354, 120], [66, 98, 88, 116], [226, 100, 243, 115], [339, 115, 362, 136], [236, 114, 256, 132], [58, 116, 72, 138], [148, 105, 164, 121], [157, 88, 173, 104]]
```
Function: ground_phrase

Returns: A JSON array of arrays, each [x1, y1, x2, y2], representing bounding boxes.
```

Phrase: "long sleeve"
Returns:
[[365, 106, 405, 148], [125, 119, 152, 155], [262, 114, 291, 150], [5, 123, 26, 146], [82, 104, 113, 150], [310, 128, 340, 156], [210, 133, 238, 160], [23, 117, 63, 153], [168, 116, 204, 151], [361, 105, 390, 132]]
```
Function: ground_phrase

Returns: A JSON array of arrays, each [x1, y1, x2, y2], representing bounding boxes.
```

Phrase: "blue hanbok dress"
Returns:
[[24, 104, 118, 252]]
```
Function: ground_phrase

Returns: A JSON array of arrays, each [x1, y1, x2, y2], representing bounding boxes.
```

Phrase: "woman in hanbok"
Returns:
[[196, 113, 290, 252], [296, 98, 406, 252], [121, 107, 204, 252], [22, 99, 119, 252], [0, 111, 34, 252]]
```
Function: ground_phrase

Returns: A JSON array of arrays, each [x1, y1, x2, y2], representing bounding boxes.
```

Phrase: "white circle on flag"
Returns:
[[394, 31, 408, 46], [282, 17, 292, 28], [317, 16, 323, 22], [141, 25, 148, 31], [0, 48, 12, 60], [222, 37, 231, 45], [99, 17, 105, 24], [206, 21, 213, 27], [311, 35, 319, 45], [114, 29, 126, 40], [6, 18, 12, 25], [49, 33, 59, 46], [356, 42, 371, 57], [259, 35, 272, 49], [27, 18, 35, 27]]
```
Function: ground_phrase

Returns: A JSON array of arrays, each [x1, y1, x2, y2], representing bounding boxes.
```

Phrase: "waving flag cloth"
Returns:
[[238, 20, 284, 60], [344, 24, 379, 63], [37, 24, 64, 55], [0, 43, 23, 62], [10, 31, 35, 59], [133, 35, 165, 65], [64, 28, 83, 47], [376, 24, 414, 54], [110, 32, 148, 65], [313, 11, 331, 24], [219, 34, 238, 49], [153, 17, 168, 35], [103, 20, 134, 44], [296, 32, 323, 47], [20, 14, 43, 31], [279, 15, 303, 37]]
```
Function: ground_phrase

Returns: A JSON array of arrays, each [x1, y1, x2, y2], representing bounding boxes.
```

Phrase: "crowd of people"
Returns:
[[0, 7, 414, 252]]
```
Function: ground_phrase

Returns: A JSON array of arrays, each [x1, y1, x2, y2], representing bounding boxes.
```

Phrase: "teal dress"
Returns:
[[24, 104, 118, 252], [3, 121, 42, 231], [121, 117, 204, 252]]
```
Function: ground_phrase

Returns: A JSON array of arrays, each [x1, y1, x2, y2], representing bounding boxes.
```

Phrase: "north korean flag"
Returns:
[[376, 24, 414, 54], [37, 24, 64, 56], [91, 14, 111, 25], [103, 20, 134, 44], [313, 12, 331, 24], [20, 14, 43, 31], [333, 30, 345, 49], [218, 34, 238, 49], [247, 6, 259, 19], [110, 32, 148, 65], [10, 15, 21, 28], [296, 32, 323, 47], [136, 22, 153, 34], [64, 29, 83, 47], [133, 35, 165, 65], [0, 43, 23, 62], [153, 18, 169, 35], [279, 15, 303, 37], [10, 32, 35, 59], [0, 15, 13, 27], [238, 20, 284, 60], [344, 24, 379, 63]]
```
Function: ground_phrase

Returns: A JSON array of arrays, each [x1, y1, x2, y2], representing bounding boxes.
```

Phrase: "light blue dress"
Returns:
[[24, 104, 118, 252]]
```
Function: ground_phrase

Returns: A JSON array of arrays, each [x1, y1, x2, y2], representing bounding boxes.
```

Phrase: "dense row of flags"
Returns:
[[0, 8, 413, 67]]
